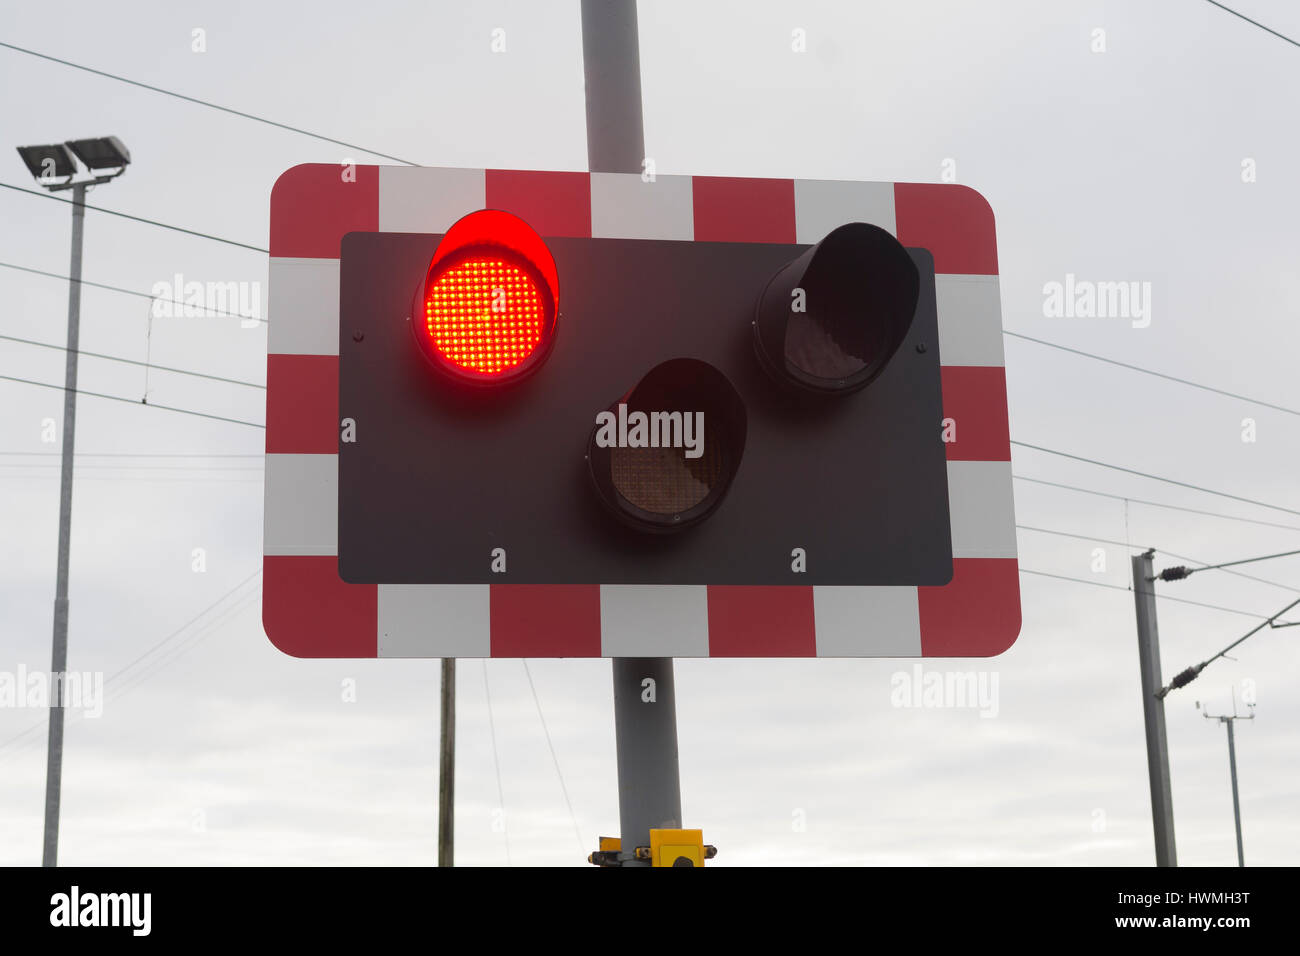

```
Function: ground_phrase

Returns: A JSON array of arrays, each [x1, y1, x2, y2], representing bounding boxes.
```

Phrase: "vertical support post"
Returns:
[[1132, 550, 1177, 867], [612, 658, 682, 865], [1224, 719, 1244, 867], [438, 657, 455, 866], [580, 0, 645, 174], [43, 181, 86, 869], [581, 0, 682, 865]]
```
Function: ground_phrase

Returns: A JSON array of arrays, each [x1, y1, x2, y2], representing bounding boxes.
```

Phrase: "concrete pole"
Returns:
[[43, 181, 86, 868], [1132, 551, 1177, 866]]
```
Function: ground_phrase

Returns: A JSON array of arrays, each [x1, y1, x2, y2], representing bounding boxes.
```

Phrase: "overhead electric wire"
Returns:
[[0, 182, 267, 253], [0, 451, 262, 458], [1019, 568, 1282, 621], [521, 661, 585, 855], [107, 589, 262, 702], [1018, 524, 1149, 552], [0, 463, 259, 472], [9, 336, 1296, 517], [4, 447, 1295, 539], [0, 373, 263, 429], [8, 363, 1300, 519], [1013, 475, 1300, 533], [0, 260, 265, 323], [0, 473, 260, 485], [104, 571, 262, 687], [1012, 441, 1300, 518], [0, 571, 261, 759], [0, 593, 260, 761], [0, 453, 265, 480], [1156, 547, 1300, 585], [0, 41, 421, 165], [1017, 524, 1298, 593], [1004, 330, 1300, 417], [1203, 0, 1300, 48], [14, 264, 1295, 418], [1182, 548, 1300, 574], [482, 661, 512, 867], [0, 333, 264, 389]]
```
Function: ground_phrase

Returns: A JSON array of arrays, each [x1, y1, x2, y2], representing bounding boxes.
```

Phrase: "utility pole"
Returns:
[[1202, 692, 1253, 867], [581, 0, 685, 865], [14, 137, 130, 867], [1132, 550, 1177, 866], [438, 657, 455, 866]]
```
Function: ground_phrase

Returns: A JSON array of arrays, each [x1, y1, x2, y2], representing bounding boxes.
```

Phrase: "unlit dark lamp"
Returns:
[[16, 144, 76, 182], [753, 222, 920, 395], [64, 136, 131, 171]]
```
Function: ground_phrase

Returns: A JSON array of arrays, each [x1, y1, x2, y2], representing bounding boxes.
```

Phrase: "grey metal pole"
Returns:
[[438, 657, 455, 866], [612, 658, 682, 865], [1224, 718, 1244, 867], [1132, 551, 1177, 866], [42, 181, 86, 868], [581, 0, 683, 866], [580, 0, 645, 173]]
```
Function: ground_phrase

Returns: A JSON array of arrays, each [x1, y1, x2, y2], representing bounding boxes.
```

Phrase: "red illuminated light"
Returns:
[[426, 255, 546, 376], [414, 210, 558, 384]]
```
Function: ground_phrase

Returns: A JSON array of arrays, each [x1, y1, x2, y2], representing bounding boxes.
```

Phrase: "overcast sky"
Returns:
[[2, 0, 1298, 866]]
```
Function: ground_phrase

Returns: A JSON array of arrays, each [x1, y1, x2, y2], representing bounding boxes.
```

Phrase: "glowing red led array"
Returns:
[[424, 256, 547, 376]]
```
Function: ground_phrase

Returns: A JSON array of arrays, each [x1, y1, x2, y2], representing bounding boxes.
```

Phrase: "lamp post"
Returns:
[[15, 135, 130, 867]]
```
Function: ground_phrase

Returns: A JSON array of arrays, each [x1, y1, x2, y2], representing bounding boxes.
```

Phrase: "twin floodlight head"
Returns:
[[16, 136, 131, 192]]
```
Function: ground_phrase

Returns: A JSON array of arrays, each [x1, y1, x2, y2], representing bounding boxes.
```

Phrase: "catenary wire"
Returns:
[[0, 333, 264, 388], [1179, 548, 1300, 574], [1004, 330, 1299, 417], [1018, 568, 1285, 621], [1012, 441, 1300, 518], [0, 373, 263, 428], [0, 261, 264, 323], [1017, 525, 1298, 593], [0, 40, 421, 165], [0, 181, 267, 252], [1203, 0, 1300, 48], [1013, 475, 1300, 533]]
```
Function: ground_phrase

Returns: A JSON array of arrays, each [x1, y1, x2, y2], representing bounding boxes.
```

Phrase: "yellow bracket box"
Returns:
[[650, 829, 705, 868]]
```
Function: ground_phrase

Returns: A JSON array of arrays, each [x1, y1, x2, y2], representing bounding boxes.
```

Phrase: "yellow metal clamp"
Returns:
[[587, 832, 717, 867]]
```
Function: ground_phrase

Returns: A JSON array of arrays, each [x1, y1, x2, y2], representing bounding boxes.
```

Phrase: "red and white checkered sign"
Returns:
[[262, 165, 1019, 659]]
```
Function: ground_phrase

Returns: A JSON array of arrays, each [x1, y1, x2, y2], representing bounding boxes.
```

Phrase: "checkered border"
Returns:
[[263, 165, 1020, 658]]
